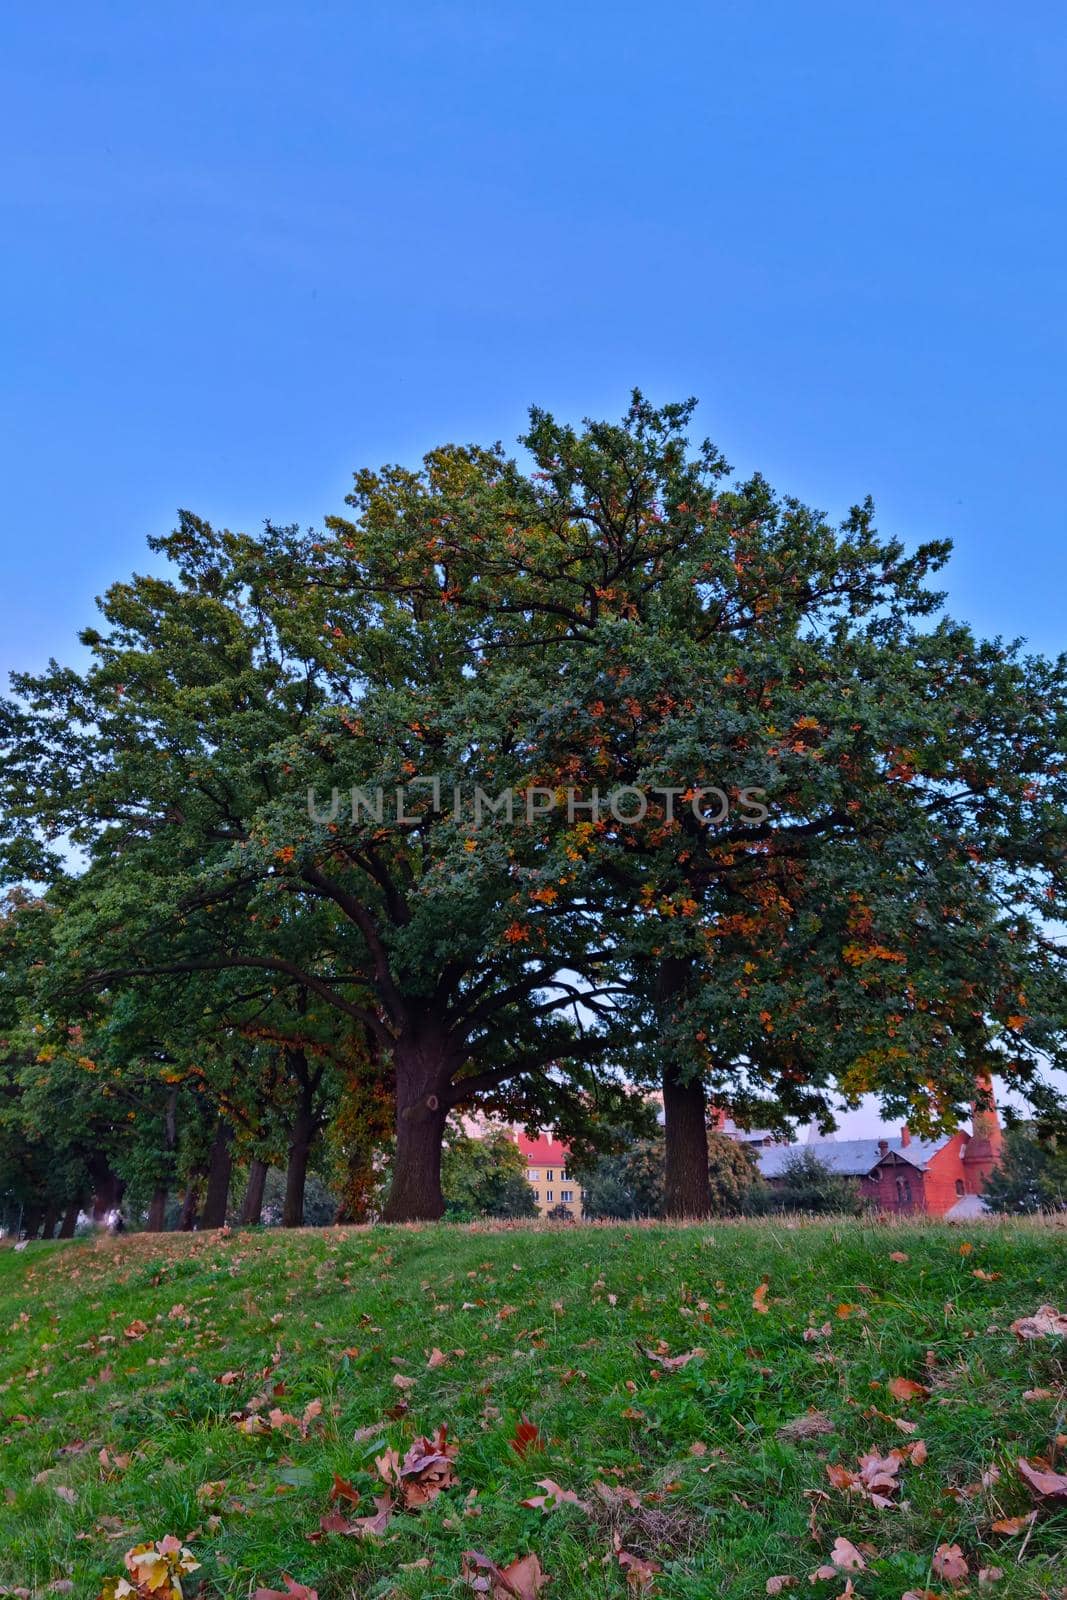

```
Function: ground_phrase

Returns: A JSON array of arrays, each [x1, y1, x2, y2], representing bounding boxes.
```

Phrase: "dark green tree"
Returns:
[[440, 1125, 537, 1220], [983, 1124, 1067, 1213]]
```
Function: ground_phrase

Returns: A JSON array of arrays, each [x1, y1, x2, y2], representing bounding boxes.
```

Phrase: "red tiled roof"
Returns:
[[517, 1131, 571, 1166]]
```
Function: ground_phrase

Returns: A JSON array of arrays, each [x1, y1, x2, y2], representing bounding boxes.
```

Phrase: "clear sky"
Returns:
[[2, 3, 1065, 1131]]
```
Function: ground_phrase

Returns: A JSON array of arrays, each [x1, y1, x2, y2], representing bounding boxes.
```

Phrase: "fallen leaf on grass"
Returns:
[[1010, 1306, 1067, 1340], [932, 1544, 968, 1583], [989, 1512, 1036, 1536], [639, 1344, 705, 1371], [252, 1579, 318, 1600], [316, 1492, 394, 1539], [766, 1579, 797, 1594], [98, 1537, 199, 1600], [616, 1544, 660, 1592], [826, 1442, 924, 1507], [753, 1281, 770, 1314], [1016, 1456, 1067, 1502], [886, 1377, 929, 1403], [329, 1474, 360, 1507], [521, 1479, 591, 1514], [461, 1549, 549, 1598], [53, 1485, 77, 1506], [510, 1418, 542, 1458], [376, 1424, 458, 1508], [829, 1539, 866, 1572]]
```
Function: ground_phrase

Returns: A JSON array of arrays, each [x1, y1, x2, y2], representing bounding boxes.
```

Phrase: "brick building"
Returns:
[[755, 1085, 1004, 1217], [515, 1131, 583, 1218]]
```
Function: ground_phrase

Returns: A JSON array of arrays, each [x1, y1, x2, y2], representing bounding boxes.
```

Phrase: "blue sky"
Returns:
[[2, 3, 1065, 1130], [3, 2, 1065, 683]]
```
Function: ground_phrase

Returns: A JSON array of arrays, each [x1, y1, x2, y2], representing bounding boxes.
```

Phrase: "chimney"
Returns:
[[970, 1074, 1003, 1156], [900, 1125, 911, 1147], [877, 1138, 889, 1157]]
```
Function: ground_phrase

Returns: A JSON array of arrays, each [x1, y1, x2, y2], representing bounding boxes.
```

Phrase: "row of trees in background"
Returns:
[[2, 394, 1066, 1231]]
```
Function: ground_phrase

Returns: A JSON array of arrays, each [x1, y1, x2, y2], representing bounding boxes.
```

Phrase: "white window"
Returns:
[[561, 1189, 573, 1203], [546, 1190, 553, 1203], [561, 1170, 568, 1181], [546, 1169, 554, 1181], [528, 1169, 539, 1182]]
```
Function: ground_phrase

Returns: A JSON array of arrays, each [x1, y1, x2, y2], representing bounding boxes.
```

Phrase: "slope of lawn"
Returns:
[[0, 1219, 1064, 1600]]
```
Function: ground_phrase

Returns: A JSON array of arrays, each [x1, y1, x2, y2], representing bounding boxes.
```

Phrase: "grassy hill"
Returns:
[[0, 1220, 1064, 1599]]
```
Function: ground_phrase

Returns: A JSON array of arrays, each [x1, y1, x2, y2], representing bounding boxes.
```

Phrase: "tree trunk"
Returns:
[[89, 1166, 125, 1225], [658, 956, 712, 1219], [382, 1029, 451, 1222], [22, 1205, 44, 1239], [147, 1185, 169, 1232], [58, 1199, 81, 1238], [178, 1180, 201, 1231], [662, 1058, 712, 1217], [239, 1158, 268, 1226], [201, 1118, 235, 1229], [41, 1205, 59, 1239], [283, 1102, 314, 1228]]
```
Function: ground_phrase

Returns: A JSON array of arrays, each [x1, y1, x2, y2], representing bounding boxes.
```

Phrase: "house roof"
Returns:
[[516, 1132, 571, 1166], [945, 1193, 990, 1220], [757, 1135, 953, 1180]]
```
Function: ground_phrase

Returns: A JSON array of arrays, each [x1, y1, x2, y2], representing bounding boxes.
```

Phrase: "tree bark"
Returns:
[[382, 1027, 451, 1222], [147, 1185, 169, 1232], [58, 1199, 81, 1238], [658, 956, 712, 1219], [178, 1179, 201, 1231], [89, 1165, 125, 1225], [22, 1205, 44, 1239], [41, 1206, 59, 1239], [201, 1118, 235, 1229], [239, 1157, 268, 1226], [283, 1100, 314, 1228]]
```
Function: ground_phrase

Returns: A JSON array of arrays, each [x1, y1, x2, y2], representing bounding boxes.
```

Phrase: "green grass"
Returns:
[[0, 1219, 1064, 1599]]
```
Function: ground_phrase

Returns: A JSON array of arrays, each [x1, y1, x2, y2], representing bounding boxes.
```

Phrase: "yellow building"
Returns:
[[517, 1131, 583, 1218]]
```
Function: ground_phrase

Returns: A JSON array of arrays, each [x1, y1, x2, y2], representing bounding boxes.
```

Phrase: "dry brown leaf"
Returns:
[[461, 1549, 549, 1598], [510, 1418, 542, 1458], [1010, 1305, 1067, 1340], [932, 1544, 969, 1583], [640, 1345, 705, 1371], [617, 1547, 660, 1592], [253, 1579, 318, 1600], [829, 1538, 866, 1571], [376, 1424, 458, 1509], [766, 1578, 798, 1594], [520, 1479, 591, 1514], [753, 1282, 770, 1314], [886, 1377, 929, 1403], [989, 1512, 1036, 1536], [1016, 1455, 1067, 1501]]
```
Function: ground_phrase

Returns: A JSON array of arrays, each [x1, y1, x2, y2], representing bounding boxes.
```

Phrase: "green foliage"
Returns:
[[983, 1124, 1067, 1213], [441, 1127, 538, 1220], [582, 1130, 761, 1219], [765, 1148, 865, 1215]]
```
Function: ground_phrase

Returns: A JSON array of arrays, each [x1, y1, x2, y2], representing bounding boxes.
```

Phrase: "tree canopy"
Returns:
[[2, 393, 1065, 1224]]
